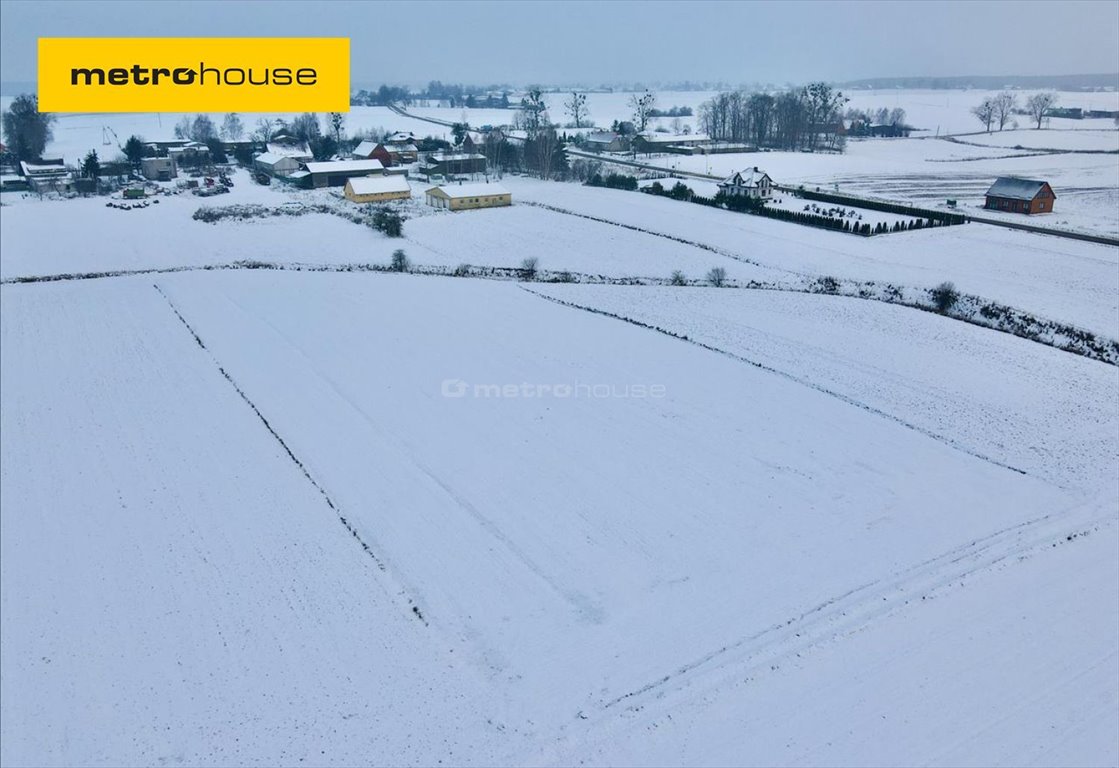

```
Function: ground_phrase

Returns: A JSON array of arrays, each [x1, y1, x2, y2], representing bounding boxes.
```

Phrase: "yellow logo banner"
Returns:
[[38, 37, 350, 113]]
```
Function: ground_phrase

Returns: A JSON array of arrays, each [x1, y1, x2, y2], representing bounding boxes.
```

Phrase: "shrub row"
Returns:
[[794, 187, 967, 225]]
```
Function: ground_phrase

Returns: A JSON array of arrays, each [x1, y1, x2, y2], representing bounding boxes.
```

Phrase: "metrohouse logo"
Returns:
[[39, 38, 349, 113]]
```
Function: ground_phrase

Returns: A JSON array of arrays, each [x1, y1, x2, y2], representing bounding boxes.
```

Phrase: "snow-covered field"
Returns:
[[2, 92, 1118, 766], [958, 128, 1119, 152], [501, 177, 1119, 337], [4, 268, 1115, 766], [630, 137, 1119, 236]]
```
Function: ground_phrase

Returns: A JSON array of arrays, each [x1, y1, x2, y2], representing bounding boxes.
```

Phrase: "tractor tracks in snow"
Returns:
[[589, 497, 1113, 723], [152, 282, 429, 625]]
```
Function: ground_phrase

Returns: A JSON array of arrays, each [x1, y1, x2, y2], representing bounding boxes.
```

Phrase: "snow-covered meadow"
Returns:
[[2, 89, 1118, 766]]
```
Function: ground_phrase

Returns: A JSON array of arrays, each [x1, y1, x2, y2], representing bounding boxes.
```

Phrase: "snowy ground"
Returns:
[[4, 268, 1115, 767], [500, 177, 1119, 337], [957, 128, 1119, 152], [2, 138, 1118, 766]]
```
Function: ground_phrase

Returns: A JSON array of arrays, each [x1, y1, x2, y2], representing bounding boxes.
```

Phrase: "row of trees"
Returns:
[[971, 91, 1058, 132], [846, 106, 907, 127], [698, 83, 849, 151]]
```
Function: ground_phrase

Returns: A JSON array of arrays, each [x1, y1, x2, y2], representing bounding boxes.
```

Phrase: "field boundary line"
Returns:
[[151, 282, 429, 624]]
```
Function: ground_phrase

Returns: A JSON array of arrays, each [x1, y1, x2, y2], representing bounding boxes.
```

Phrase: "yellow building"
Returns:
[[424, 183, 511, 211], [344, 175, 412, 203]]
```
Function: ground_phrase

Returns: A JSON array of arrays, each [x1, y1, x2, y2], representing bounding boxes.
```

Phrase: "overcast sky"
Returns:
[[2, 0, 1117, 87]]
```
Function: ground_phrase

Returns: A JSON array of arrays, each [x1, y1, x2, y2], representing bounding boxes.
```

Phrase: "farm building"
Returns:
[[344, 175, 412, 203], [420, 152, 487, 179], [167, 144, 211, 168], [425, 183, 511, 211], [718, 167, 774, 200], [984, 177, 1056, 215], [354, 141, 419, 167], [254, 152, 302, 178], [633, 132, 711, 154], [303, 159, 385, 188], [585, 131, 630, 153], [266, 141, 313, 162], [141, 156, 176, 181]]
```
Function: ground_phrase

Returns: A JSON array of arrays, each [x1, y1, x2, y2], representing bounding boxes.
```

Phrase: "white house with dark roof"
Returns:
[[718, 167, 774, 200]]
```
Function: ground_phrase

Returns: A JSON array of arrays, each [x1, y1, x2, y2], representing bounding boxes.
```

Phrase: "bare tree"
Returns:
[[220, 113, 243, 141], [629, 90, 657, 132], [290, 113, 321, 142], [971, 98, 996, 132], [887, 107, 907, 126], [564, 91, 588, 129], [329, 112, 345, 143], [993, 91, 1017, 131], [1025, 92, 1057, 130], [254, 117, 279, 142], [173, 116, 193, 140], [746, 93, 774, 146], [518, 89, 548, 137]]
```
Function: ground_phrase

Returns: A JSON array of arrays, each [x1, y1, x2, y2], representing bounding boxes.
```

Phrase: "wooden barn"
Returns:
[[984, 177, 1056, 215]]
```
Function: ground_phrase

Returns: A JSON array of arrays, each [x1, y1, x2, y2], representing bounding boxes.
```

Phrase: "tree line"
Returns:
[[698, 83, 849, 152], [971, 91, 1059, 132]]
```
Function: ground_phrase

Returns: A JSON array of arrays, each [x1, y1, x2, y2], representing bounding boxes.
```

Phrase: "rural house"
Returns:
[[351, 140, 378, 160], [425, 183, 511, 211], [718, 167, 774, 200], [355, 141, 419, 167], [344, 174, 412, 203], [19, 160, 73, 193], [984, 177, 1056, 214], [302, 159, 385, 188]]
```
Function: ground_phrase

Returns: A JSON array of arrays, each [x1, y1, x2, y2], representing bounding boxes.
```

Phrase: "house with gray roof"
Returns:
[[984, 177, 1056, 215]]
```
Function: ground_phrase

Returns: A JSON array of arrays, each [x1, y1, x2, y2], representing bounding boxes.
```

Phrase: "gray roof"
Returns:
[[985, 177, 1053, 201]]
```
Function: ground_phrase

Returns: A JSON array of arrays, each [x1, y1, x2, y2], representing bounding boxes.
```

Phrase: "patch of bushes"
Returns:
[[706, 267, 727, 287], [586, 173, 638, 191], [371, 206, 405, 237], [390, 249, 410, 272], [815, 275, 840, 294], [519, 257, 539, 280], [930, 281, 959, 312]]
